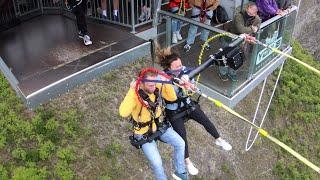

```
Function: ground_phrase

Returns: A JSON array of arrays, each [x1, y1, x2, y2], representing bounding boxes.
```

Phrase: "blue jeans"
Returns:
[[134, 127, 185, 180], [171, 7, 182, 33], [186, 8, 213, 45]]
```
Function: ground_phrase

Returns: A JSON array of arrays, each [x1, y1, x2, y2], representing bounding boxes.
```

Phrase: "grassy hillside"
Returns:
[[270, 40, 320, 179]]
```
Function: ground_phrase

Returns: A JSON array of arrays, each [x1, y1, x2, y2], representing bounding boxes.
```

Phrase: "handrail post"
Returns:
[[165, 16, 172, 47], [130, 0, 136, 33]]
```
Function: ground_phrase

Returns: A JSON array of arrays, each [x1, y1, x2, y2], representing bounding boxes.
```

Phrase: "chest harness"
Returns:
[[191, 0, 213, 23], [129, 87, 170, 149], [164, 68, 201, 121]]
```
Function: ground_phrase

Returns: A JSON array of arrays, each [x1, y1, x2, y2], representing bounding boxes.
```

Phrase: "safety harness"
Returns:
[[170, 0, 187, 16], [129, 87, 170, 149], [164, 68, 201, 121], [191, 0, 213, 23]]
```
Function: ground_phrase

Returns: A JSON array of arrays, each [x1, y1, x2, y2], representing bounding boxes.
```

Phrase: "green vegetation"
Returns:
[[270, 40, 320, 179], [0, 59, 148, 179], [0, 71, 85, 179]]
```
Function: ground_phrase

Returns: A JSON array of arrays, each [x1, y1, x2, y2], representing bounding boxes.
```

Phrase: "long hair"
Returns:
[[156, 45, 180, 70]]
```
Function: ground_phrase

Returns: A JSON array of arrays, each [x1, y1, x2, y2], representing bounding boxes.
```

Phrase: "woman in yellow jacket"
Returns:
[[119, 70, 188, 180], [184, 0, 220, 52]]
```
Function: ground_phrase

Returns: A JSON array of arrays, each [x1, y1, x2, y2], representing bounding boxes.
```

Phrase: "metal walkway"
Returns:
[[0, 14, 150, 108]]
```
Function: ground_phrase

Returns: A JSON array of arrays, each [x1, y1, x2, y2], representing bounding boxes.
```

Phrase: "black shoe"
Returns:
[[78, 31, 85, 39], [113, 14, 119, 22]]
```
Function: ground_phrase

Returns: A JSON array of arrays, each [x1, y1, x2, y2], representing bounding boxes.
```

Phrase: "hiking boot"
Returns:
[[186, 162, 199, 175], [184, 44, 191, 52], [176, 31, 183, 40], [172, 172, 188, 180], [172, 33, 178, 44], [215, 138, 232, 151], [83, 35, 92, 46], [218, 71, 228, 82]]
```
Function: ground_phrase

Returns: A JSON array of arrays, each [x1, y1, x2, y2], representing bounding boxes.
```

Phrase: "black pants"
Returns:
[[72, 0, 88, 34], [166, 105, 220, 158]]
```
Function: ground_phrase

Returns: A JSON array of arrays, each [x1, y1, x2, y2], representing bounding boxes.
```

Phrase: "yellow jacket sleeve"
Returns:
[[157, 83, 177, 102], [119, 88, 137, 118]]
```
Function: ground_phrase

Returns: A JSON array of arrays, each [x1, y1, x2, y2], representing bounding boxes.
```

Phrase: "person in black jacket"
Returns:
[[65, 0, 92, 45]]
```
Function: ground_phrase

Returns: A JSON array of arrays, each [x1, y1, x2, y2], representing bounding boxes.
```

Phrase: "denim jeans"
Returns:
[[186, 7, 213, 45], [171, 7, 182, 33], [134, 127, 185, 180]]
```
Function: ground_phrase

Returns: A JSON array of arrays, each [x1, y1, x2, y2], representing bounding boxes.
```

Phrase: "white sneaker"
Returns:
[[186, 162, 199, 175], [172, 33, 178, 44], [176, 31, 183, 40], [215, 138, 232, 151], [146, 7, 151, 20], [138, 11, 146, 22], [83, 35, 92, 46]]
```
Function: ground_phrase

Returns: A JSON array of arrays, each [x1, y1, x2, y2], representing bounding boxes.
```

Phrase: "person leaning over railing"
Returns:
[[256, 0, 287, 21], [139, 0, 152, 22], [184, 0, 219, 52], [218, 2, 261, 82], [168, 0, 190, 44], [156, 47, 232, 176], [276, 0, 292, 12], [119, 70, 188, 180]]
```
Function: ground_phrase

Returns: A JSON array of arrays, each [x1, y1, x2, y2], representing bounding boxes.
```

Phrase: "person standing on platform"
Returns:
[[65, 0, 92, 45]]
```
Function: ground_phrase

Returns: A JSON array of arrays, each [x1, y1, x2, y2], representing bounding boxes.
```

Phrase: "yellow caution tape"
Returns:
[[201, 91, 320, 174]]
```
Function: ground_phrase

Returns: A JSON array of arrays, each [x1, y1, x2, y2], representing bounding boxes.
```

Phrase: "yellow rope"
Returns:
[[195, 33, 231, 87], [183, 84, 320, 174], [178, 33, 320, 173], [269, 45, 320, 76]]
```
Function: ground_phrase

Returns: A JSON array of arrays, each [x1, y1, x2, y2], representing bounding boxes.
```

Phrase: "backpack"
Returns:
[[211, 5, 230, 24]]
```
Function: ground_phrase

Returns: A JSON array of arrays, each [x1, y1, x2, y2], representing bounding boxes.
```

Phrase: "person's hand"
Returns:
[[244, 34, 256, 44], [276, 9, 286, 16], [251, 26, 258, 33]]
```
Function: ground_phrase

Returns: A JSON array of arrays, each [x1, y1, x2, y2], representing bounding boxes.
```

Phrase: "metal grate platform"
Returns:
[[0, 15, 150, 108]]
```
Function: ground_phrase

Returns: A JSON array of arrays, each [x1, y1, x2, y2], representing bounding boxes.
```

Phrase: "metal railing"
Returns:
[[152, 0, 298, 97], [0, 0, 168, 33], [0, 0, 17, 27]]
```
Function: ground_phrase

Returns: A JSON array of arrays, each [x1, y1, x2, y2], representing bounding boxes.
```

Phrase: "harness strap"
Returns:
[[167, 102, 199, 121], [130, 121, 170, 149]]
